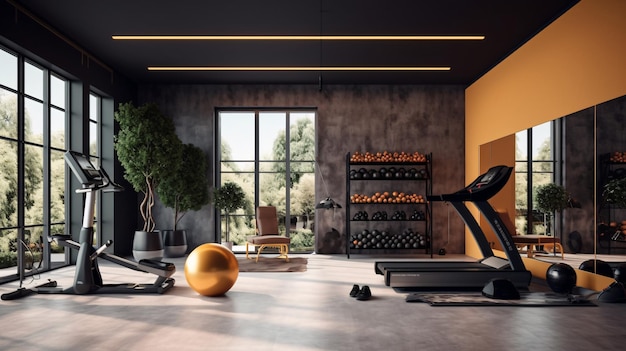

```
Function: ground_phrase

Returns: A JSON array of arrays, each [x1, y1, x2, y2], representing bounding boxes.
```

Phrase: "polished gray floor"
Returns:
[[1, 253, 625, 351]]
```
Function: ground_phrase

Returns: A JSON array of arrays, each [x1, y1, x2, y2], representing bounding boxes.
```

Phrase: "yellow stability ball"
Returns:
[[184, 243, 239, 296]]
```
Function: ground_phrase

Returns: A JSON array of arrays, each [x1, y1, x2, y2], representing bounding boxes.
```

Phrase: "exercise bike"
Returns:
[[2, 151, 175, 300]]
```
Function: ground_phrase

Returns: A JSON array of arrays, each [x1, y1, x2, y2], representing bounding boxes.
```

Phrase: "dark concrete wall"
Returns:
[[563, 108, 595, 253], [563, 95, 626, 254], [138, 84, 466, 254]]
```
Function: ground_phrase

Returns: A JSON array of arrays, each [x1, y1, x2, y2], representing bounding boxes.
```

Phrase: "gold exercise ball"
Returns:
[[184, 243, 239, 296]]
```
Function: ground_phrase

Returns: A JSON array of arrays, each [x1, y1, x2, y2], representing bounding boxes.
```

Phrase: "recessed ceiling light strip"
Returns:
[[147, 66, 451, 71], [114, 35, 484, 41]]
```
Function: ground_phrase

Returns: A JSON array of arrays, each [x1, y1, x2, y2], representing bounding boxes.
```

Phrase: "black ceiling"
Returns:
[[13, 0, 578, 86]]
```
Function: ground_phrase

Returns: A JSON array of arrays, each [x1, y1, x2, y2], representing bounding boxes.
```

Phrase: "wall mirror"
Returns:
[[484, 94, 626, 276]]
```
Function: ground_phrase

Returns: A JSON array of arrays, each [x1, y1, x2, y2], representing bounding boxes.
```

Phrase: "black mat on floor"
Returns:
[[406, 292, 596, 306]]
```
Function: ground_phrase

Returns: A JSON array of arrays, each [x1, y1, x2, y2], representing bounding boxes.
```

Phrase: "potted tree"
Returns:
[[114, 102, 183, 261], [157, 143, 210, 257], [536, 183, 569, 254], [212, 181, 247, 250]]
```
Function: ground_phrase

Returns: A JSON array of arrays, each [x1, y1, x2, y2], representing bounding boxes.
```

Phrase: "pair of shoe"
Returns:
[[350, 284, 372, 300]]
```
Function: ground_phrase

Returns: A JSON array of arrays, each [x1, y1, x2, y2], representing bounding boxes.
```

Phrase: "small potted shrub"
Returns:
[[212, 181, 247, 249], [536, 183, 569, 237]]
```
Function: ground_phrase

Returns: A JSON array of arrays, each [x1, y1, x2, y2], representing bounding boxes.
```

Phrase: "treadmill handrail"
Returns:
[[426, 165, 527, 271]]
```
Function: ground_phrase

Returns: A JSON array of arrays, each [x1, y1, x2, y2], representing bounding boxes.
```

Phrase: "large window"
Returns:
[[515, 120, 561, 235], [217, 109, 316, 253], [0, 46, 69, 283]]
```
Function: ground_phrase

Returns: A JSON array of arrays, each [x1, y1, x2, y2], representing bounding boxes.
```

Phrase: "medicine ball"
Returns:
[[546, 263, 577, 294], [579, 259, 614, 278]]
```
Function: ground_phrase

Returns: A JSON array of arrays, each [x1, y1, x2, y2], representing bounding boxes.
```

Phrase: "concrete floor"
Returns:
[[1, 253, 626, 351]]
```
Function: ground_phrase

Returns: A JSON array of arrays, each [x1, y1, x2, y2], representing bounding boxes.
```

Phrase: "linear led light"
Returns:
[[147, 66, 451, 71], [113, 35, 484, 41]]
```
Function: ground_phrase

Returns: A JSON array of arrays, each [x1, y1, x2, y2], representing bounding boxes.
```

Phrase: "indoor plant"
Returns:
[[535, 183, 569, 239], [157, 143, 210, 257], [211, 181, 247, 249], [114, 102, 183, 260], [602, 177, 626, 208]]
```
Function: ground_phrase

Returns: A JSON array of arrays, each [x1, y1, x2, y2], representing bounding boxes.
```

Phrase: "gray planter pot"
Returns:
[[162, 229, 188, 258], [132, 230, 164, 261]]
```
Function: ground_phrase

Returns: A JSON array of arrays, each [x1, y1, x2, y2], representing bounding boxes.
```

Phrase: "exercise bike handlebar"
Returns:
[[65, 151, 124, 193]]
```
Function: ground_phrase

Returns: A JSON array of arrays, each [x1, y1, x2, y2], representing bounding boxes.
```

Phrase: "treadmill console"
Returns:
[[429, 165, 512, 202]]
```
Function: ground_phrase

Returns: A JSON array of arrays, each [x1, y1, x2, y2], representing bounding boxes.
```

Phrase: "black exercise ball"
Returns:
[[546, 263, 577, 294], [613, 264, 626, 284], [579, 259, 614, 278]]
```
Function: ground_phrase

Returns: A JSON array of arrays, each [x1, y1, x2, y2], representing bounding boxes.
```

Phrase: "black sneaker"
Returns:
[[350, 284, 360, 297], [356, 286, 372, 300]]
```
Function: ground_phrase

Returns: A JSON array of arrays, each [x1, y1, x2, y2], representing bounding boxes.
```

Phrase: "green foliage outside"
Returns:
[[271, 118, 316, 187], [219, 117, 316, 251], [0, 94, 66, 269], [515, 133, 554, 234]]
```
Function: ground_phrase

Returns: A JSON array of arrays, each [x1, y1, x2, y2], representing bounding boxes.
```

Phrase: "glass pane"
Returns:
[[50, 150, 66, 224], [532, 161, 553, 173], [290, 171, 315, 253], [514, 169, 528, 234], [220, 214, 255, 246], [89, 121, 98, 156], [89, 94, 99, 121], [50, 74, 66, 109], [0, 139, 18, 227], [515, 130, 528, 161], [0, 49, 17, 90], [24, 144, 44, 226], [290, 161, 314, 186], [221, 160, 253, 173], [259, 112, 285, 161], [50, 224, 68, 266], [89, 93, 99, 156], [24, 227, 44, 271], [259, 171, 286, 211], [50, 108, 65, 149], [24, 97, 44, 144], [260, 162, 286, 198], [0, 89, 18, 139], [0, 229, 18, 276], [220, 112, 254, 161], [532, 121, 551, 160], [24, 61, 43, 100], [289, 112, 315, 161]]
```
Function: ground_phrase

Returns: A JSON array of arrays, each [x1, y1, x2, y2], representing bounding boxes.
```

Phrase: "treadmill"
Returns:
[[375, 165, 532, 290]]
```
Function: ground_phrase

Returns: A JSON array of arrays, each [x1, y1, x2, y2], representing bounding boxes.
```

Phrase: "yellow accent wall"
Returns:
[[465, 0, 626, 287], [479, 135, 515, 251]]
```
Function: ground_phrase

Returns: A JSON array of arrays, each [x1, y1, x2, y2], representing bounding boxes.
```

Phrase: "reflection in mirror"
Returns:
[[507, 95, 626, 276], [515, 121, 556, 237], [596, 95, 626, 256]]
